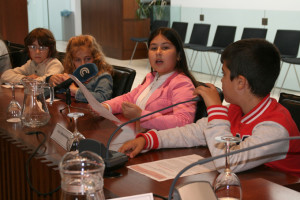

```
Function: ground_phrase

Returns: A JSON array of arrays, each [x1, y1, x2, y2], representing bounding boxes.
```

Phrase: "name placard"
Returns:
[[51, 123, 73, 150]]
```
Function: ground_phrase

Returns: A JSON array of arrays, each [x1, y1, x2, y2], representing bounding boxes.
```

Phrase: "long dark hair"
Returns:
[[147, 27, 197, 87]]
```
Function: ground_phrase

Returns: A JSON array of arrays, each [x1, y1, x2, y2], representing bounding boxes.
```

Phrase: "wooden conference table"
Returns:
[[0, 86, 300, 200]]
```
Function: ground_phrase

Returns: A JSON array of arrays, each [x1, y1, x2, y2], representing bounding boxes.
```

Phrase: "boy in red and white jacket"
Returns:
[[119, 39, 300, 175]]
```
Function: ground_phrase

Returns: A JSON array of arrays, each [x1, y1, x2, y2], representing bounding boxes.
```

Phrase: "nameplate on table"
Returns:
[[51, 123, 73, 150]]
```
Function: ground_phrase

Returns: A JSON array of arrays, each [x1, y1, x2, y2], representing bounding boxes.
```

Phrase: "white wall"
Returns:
[[172, 0, 300, 11], [169, 1, 300, 91]]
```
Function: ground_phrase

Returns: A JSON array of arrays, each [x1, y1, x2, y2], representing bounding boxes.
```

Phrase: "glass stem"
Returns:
[[73, 117, 79, 137], [12, 84, 16, 100], [225, 140, 231, 172]]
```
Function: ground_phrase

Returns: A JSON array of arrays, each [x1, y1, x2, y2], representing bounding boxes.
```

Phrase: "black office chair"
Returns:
[[183, 23, 211, 67], [4, 40, 29, 68], [112, 65, 136, 98], [190, 25, 236, 81], [171, 21, 188, 42], [278, 92, 300, 131], [129, 20, 169, 64], [241, 27, 267, 40], [272, 30, 300, 93], [194, 81, 224, 122]]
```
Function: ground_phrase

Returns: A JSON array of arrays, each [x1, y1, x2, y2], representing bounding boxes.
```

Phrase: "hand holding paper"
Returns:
[[69, 74, 120, 122]]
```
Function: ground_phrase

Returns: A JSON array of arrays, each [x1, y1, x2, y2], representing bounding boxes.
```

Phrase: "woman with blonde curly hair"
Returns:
[[49, 35, 113, 103]]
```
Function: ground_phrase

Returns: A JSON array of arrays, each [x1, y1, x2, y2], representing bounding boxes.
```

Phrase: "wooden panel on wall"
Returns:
[[81, 0, 149, 60], [0, 0, 28, 44]]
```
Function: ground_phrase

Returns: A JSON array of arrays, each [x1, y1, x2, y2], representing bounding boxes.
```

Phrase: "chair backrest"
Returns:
[[171, 21, 188, 42], [194, 82, 224, 122], [273, 30, 300, 58], [188, 23, 211, 46], [241, 28, 267, 40], [112, 65, 136, 98], [278, 92, 300, 130], [150, 20, 169, 33], [4, 40, 29, 68], [212, 25, 237, 48]]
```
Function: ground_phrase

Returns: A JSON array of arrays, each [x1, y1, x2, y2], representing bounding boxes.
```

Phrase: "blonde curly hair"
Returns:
[[63, 35, 112, 75]]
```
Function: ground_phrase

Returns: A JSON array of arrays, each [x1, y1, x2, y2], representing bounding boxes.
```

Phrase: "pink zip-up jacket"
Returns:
[[104, 71, 196, 130]]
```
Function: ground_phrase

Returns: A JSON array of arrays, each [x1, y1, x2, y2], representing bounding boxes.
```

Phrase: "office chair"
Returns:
[[129, 20, 169, 65], [272, 30, 300, 93], [278, 92, 300, 130], [194, 81, 224, 122], [171, 21, 188, 42], [183, 23, 211, 67], [190, 25, 236, 82], [112, 65, 136, 98], [4, 40, 29, 68], [241, 27, 267, 40]]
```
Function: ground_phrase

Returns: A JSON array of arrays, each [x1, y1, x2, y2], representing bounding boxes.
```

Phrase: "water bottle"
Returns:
[[59, 151, 105, 200]]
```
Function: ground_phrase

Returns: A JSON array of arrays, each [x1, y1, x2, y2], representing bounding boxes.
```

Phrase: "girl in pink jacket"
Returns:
[[104, 27, 198, 131]]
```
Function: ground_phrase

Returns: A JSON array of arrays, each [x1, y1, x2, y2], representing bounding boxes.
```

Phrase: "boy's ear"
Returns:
[[237, 75, 248, 89]]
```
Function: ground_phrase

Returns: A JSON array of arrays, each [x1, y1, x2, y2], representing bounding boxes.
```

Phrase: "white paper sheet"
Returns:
[[128, 154, 216, 182], [69, 74, 120, 122], [108, 193, 153, 200]]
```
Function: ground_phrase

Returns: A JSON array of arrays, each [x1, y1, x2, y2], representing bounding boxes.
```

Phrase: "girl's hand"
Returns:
[[49, 74, 69, 86], [118, 137, 146, 158], [122, 102, 142, 120], [69, 83, 78, 96], [193, 83, 222, 108]]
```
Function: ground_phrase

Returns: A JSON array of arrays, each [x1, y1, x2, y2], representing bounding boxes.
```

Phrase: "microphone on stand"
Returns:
[[78, 96, 203, 175], [168, 136, 300, 200], [45, 63, 98, 99]]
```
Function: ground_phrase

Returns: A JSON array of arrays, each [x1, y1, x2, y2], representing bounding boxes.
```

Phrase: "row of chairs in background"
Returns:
[[130, 20, 300, 93]]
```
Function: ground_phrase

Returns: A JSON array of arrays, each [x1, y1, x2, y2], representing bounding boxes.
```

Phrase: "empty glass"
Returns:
[[67, 112, 85, 151], [214, 136, 242, 200], [6, 82, 22, 123]]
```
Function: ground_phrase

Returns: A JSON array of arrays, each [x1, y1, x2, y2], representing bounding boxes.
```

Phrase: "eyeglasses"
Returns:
[[28, 45, 49, 51]]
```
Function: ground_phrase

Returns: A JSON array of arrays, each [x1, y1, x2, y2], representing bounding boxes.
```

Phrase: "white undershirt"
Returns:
[[136, 71, 174, 110]]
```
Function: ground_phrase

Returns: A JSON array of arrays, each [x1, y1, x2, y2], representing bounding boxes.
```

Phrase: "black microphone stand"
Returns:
[[59, 88, 89, 113]]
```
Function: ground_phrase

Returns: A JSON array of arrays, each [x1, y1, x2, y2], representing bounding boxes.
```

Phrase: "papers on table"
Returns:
[[108, 193, 153, 200], [69, 74, 120, 122], [128, 154, 216, 182]]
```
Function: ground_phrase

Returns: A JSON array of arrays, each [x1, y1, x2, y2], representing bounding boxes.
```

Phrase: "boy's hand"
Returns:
[[118, 137, 146, 158], [122, 102, 142, 120], [69, 83, 78, 96], [194, 83, 222, 108], [27, 74, 39, 79]]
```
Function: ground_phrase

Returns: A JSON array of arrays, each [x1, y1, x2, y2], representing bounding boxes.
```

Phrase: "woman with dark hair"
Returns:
[[1, 28, 63, 83], [102, 27, 197, 131]]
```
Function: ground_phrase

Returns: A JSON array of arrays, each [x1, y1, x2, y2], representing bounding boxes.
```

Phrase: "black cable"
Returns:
[[153, 193, 168, 200], [25, 131, 61, 196]]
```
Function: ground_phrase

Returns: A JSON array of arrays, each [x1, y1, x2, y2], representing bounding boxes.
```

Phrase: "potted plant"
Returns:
[[135, 0, 151, 19], [135, 0, 167, 20]]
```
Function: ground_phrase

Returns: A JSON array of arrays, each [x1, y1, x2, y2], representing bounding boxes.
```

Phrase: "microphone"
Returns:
[[168, 136, 300, 200], [78, 96, 202, 172], [54, 63, 98, 92], [45, 63, 99, 98]]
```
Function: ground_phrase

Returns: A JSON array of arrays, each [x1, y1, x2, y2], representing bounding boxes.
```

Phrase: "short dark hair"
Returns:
[[147, 27, 197, 87], [221, 38, 281, 97], [24, 28, 57, 58]]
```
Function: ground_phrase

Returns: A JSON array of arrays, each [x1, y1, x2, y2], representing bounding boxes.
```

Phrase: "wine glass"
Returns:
[[6, 82, 22, 123], [66, 112, 85, 151], [214, 136, 242, 200]]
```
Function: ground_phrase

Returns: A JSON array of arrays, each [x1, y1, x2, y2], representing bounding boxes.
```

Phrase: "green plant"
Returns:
[[135, 0, 151, 19]]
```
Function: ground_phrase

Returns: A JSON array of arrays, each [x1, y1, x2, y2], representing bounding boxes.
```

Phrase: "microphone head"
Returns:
[[73, 63, 98, 82]]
